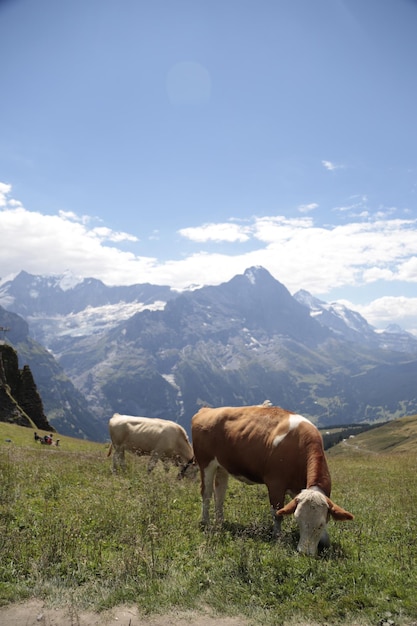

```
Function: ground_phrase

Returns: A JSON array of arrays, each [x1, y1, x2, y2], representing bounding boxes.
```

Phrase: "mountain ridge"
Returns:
[[1, 267, 417, 439]]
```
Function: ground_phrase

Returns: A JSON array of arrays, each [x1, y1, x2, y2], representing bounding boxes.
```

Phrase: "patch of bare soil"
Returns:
[[3, 601, 416, 626], [0, 600, 250, 626]]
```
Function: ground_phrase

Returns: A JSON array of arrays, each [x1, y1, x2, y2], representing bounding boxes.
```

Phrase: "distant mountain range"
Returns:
[[1, 267, 416, 440], [293, 289, 417, 352]]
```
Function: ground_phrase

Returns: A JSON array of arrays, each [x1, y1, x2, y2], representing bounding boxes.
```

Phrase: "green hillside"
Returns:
[[1, 420, 417, 625], [328, 413, 417, 456], [0, 422, 104, 454]]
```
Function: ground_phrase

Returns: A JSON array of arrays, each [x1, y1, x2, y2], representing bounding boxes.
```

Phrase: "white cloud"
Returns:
[[322, 160, 345, 172], [1, 182, 417, 334], [91, 226, 138, 243], [333, 196, 368, 214], [58, 210, 87, 222], [252, 216, 314, 244], [362, 267, 395, 282], [0, 182, 12, 207], [396, 256, 417, 282], [0, 186, 149, 284], [298, 203, 319, 213], [343, 296, 417, 336]]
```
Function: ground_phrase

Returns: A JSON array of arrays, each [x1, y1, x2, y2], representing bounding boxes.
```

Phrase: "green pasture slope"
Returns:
[[0, 420, 416, 625], [327, 413, 417, 456]]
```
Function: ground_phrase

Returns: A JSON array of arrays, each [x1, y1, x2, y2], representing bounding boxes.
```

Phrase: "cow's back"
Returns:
[[153, 421, 191, 456], [109, 414, 166, 451], [192, 405, 293, 454]]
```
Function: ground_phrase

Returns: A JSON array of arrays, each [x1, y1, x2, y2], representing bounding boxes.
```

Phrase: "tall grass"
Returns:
[[0, 427, 416, 625]]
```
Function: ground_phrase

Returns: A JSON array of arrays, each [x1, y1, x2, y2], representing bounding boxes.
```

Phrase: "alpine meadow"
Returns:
[[1, 420, 416, 625], [2, 1, 417, 623]]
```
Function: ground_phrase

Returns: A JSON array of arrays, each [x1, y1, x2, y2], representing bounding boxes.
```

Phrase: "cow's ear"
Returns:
[[326, 498, 354, 521], [276, 497, 298, 517]]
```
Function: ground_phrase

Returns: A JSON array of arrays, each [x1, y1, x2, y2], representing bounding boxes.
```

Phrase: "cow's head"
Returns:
[[276, 488, 354, 556], [177, 457, 198, 480]]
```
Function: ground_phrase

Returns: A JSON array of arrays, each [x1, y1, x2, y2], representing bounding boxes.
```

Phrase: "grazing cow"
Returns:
[[191, 405, 354, 555], [108, 413, 194, 476]]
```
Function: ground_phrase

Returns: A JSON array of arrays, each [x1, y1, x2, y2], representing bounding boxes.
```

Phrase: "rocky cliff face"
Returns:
[[0, 342, 53, 431]]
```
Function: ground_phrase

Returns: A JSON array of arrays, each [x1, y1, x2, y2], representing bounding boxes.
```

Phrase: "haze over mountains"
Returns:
[[1, 267, 416, 440]]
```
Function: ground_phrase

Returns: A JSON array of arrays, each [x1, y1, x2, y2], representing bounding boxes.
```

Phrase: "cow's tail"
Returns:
[[107, 443, 113, 457]]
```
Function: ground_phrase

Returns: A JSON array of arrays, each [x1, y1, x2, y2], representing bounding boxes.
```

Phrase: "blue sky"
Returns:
[[1, 0, 417, 334]]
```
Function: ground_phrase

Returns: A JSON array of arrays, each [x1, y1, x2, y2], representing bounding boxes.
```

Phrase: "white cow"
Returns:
[[108, 413, 194, 476]]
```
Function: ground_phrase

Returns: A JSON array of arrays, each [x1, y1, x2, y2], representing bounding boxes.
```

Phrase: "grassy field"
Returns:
[[327, 413, 417, 455], [0, 422, 416, 625]]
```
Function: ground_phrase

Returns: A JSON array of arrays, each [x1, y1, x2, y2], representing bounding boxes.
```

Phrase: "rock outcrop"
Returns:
[[0, 342, 53, 431]]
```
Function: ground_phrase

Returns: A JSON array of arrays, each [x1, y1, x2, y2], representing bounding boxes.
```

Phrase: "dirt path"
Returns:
[[341, 439, 379, 454], [0, 600, 249, 626]]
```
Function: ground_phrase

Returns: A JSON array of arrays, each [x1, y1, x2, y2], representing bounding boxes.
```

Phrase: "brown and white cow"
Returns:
[[108, 413, 194, 476], [191, 405, 354, 555]]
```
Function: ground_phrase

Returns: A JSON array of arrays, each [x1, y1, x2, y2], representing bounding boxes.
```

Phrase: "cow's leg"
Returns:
[[200, 459, 218, 526], [271, 506, 283, 536], [113, 446, 126, 472], [214, 466, 229, 525], [319, 528, 330, 549], [161, 456, 171, 473], [147, 451, 159, 473], [266, 483, 286, 537]]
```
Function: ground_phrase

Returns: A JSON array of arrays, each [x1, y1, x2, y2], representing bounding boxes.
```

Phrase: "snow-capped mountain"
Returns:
[[2, 267, 417, 439], [0, 270, 176, 354], [2, 270, 415, 357], [294, 289, 417, 353]]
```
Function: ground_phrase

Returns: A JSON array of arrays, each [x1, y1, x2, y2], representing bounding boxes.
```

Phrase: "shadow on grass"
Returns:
[[222, 520, 275, 542], [200, 519, 274, 542], [285, 527, 351, 560], [201, 521, 351, 559]]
